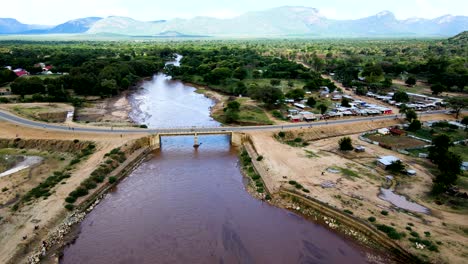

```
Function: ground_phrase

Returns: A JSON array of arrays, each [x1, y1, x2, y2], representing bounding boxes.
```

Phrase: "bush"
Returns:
[[424, 231, 431, 237], [64, 204, 74, 211], [257, 188, 264, 193], [294, 137, 302, 143], [294, 183, 303, 189], [251, 174, 260, 180], [255, 181, 263, 187], [368, 216, 376, 222], [82, 180, 97, 190], [410, 231, 420, 238], [278, 131, 285, 138], [69, 158, 80, 166], [256, 155, 264, 161], [302, 188, 310, 193], [265, 194, 272, 200], [108, 176, 117, 184], [69, 187, 88, 198], [65, 196, 77, 203], [406, 226, 412, 231], [73, 139, 79, 143], [1, 187, 8, 192], [139, 124, 148, 128], [381, 210, 389, 216], [338, 137, 353, 151], [288, 180, 297, 185], [376, 224, 404, 240], [344, 209, 354, 215]]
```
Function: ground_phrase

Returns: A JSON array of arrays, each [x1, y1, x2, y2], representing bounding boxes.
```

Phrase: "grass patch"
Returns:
[[337, 167, 361, 180], [304, 150, 319, 158]]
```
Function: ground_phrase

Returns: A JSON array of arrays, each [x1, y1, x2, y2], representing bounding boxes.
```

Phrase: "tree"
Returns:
[[446, 97, 468, 119], [317, 104, 328, 114], [224, 100, 241, 123], [435, 152, 462, 189], [285, 89, 305, 101], [341, 97, 351, 107], [430, 83, 446, 95], [399, 104, 408, 117], [407, 120, 422, 131], [382, 77, 393, 88], [233, 67, 247, 80], [387, 160, 405, 174], [338, 137, 353, 151], [306, 97, 316, 108], [392, 91, 409, 103], [355, 87, 368, 96], [428, 134, 452, 164], [461, 116, 468, 130], [405, 109, 418, 123], [405, 76, 416, 86]]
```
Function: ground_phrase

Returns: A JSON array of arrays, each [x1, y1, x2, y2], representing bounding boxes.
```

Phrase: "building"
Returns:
[[389, 128, 406, 136], [377, 156, 400, 169], [377, 128, 390, 135]]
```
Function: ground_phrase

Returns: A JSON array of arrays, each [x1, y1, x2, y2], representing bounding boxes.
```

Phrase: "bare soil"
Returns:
[[247, 116, 467, 264]]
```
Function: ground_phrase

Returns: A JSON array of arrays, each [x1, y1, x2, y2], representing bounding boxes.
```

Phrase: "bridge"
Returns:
[[0, 109, 450, 149]]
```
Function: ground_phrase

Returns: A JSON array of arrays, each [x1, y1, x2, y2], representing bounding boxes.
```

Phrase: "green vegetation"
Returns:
[[376, 224, 405, 240], [381, 210, 389, 216], [368, 216, 376, 222], [338, 137, 353, 151]]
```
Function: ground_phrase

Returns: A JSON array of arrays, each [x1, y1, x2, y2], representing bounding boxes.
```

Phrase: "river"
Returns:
[[60, 57, 373, 264]]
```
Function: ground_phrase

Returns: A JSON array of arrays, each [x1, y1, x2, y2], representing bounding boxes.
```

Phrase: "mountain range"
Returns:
[[1, 6, 467, 37]]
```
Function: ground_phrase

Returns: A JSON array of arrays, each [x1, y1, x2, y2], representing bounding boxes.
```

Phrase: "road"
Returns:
[[0, 109, 449, 135]]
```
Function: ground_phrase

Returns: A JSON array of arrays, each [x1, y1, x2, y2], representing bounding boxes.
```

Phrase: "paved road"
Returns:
[[0, 109, 449, 134]]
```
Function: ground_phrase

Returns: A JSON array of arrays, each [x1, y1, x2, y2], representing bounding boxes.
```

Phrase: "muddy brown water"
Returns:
[[61, 66, 376, 264]]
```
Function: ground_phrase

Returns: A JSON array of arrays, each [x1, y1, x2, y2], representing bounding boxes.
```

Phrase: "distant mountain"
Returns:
[[1, 6, 467, 37], [0, 18, 50, 34], [47, 17, 102, 33]]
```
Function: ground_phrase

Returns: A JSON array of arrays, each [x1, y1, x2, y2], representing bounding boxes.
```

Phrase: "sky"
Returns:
[[2, 0, 467, 25]]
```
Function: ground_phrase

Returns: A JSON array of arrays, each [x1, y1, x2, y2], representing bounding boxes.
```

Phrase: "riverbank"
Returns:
[[241, 116, 468, 264], [0, 121, 146, 264]]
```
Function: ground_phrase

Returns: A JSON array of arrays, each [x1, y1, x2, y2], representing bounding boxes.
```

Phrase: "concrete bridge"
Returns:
[[148, 131, 246, 149]]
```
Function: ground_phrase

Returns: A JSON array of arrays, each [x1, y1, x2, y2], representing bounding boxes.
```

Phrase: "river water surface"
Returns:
[[61, 58, 374, 263]]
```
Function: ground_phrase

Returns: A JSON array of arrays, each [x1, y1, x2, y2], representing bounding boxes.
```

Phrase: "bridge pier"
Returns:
[[148, 134, 161, 150], [193, 133, 200, 148]]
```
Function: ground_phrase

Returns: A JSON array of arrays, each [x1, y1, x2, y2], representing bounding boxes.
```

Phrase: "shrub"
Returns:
[[139, 124, 148, 128], [65, 196, 77, 203], [255, 181, 263, 187], [344, 209, 354, 215], [69, 187, 88, 198], [73, 139, 79, 143], [338, 137, 353, 151], [257, 188, 264, 193], [265, 194, 272, 200], [368, 216, 376, 222], [424, 231, 431, 237], [278, 131, 286, 138], [410, 231, 420, 238], [82, 180, 97, 190], [294, 137, 302, 143], [294, 183, 303, 189], [381, 210, 389, 216], [288, 180, 297, 185], [406, 226, 412, 231], [302, 188, 310, 193], [251, 174, 260, 180], [69, 158, 80, 166], [376, 224, 404, 240], [108, 176, 117, 184], [256, 155, 264, 161], [64, 204, 74, 211], [1, 187, 8, 192]]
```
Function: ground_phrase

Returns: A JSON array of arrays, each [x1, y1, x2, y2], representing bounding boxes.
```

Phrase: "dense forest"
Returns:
[[0, 33, 467, 105]]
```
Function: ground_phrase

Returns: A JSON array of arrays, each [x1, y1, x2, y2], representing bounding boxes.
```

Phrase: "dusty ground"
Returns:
[[248, 116, 467, 264], [73, 91, 135, 127], [0, 121, 146, 264], [0, 103, 73, 123]]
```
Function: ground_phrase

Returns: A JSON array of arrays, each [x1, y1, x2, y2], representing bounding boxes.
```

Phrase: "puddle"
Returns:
[[0, 156, 43, 178], [379, 188, 430, 214]]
